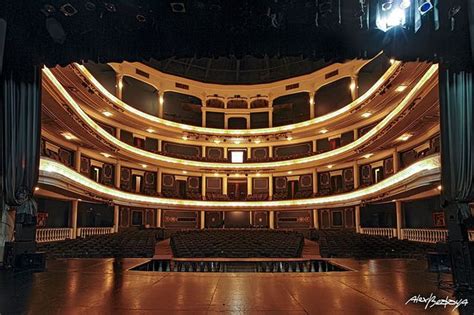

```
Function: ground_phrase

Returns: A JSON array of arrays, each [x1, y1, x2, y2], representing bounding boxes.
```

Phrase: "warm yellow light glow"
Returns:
[[102, 111, 113, 117], [287, 171, 293, 174], [159, 95, 164, 105], [349, 82, 356, 91], [256, 172, 261, 177], [398, 133, 413, 141], [390, 58, 396, 65], [437, 185, 442, 191], [38, 155, 441, 209], [182, 170, 188, 174], [213, 172, 219, 177], [363, 153, 374, 159], [361, 112, 372, 118], [141, 164, 148, 168], [146, 128, 155, 133], [395, 85, 407, 92], [61, 132, 76, 140], [74, 60, 401, 136], [43, 64, 438, 171], [319, 129, 328, 134], [35, 187, 40, 191], [100, 152, 112, 158], [118, 80, 123, 90], [182, 136, 188, 141], [286, 136, 293, 141], [254, 139, 262, 144], [213, 139, 221, 144]]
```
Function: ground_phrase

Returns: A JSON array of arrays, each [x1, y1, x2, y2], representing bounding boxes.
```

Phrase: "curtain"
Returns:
[[0, 66, 41, 225]]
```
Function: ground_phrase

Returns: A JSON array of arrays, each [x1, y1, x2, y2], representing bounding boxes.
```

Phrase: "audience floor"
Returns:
[[0, 258, 465, 314]]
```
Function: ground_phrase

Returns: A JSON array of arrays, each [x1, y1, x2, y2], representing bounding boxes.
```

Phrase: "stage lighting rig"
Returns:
[[376, 0, 410, 32]]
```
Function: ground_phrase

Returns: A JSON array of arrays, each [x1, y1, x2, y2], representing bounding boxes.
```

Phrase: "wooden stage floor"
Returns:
[[0, 258, 465, 314]]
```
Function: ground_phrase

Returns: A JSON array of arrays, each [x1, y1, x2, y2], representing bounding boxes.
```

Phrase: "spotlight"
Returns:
[[40, 4, 56, 17], [400, 0, 411, 9], [136, 14, 146, 23], [381, 1, 393, 11], [85, 1, 96, 11], [170, 2, 186, 13], [376, 0, 408, 32], [104, 2, 117, 13], [60, 3, 78, 17], [418, 1, 433, 15]]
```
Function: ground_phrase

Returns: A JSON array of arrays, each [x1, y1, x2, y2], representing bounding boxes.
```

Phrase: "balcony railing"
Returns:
[[360, 227, 397, 238], [77, 227, 114, 238], [400, 228, 448, 243], [36, 228, 74, 243]]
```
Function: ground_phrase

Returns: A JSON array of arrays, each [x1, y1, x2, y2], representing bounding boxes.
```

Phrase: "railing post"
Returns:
[[71, 200, 78, 239]]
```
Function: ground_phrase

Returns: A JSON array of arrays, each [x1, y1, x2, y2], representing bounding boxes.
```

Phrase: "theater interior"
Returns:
[[2, 1, 474, 314]]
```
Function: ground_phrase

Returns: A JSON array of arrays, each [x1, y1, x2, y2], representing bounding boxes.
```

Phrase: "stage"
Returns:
[[0, 258, 461, 314]]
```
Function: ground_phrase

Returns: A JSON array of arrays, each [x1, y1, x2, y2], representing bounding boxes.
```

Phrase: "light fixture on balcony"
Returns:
[[213, 138, 221, 144], [35, 187, 40, 191], [61, 132, 76, 140], [361, 112, 372, 118], [254, 138, 262, 144], [319, 129, 328, 134], [141, 164, 148, 168], [182, 170, 188, 174], [100, 152, 112, 158], [398, 133, 413, 141], [146, 128, 155, 133], [395, 85, 407, 92], [287, 171, 293, 174], [363, 153, 374, 159], [390, 58, 396, 65], [182, 135, 189, 141], [437, 185, 442, 191], [102, 111, 113, 117], [327, 164, 334, 169], [159, 95, 164, 105], [349, 82, 357, 91], [286, 136, 293, 141]]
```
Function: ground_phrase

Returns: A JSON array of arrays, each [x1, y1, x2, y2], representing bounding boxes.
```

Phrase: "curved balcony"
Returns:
[[42, 64, 439, 173], [57, 59, 404, 138], [38, 154, 440, 211]]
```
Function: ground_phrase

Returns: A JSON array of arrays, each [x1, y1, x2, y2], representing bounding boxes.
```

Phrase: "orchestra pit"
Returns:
[[2, 1, 474, 314]]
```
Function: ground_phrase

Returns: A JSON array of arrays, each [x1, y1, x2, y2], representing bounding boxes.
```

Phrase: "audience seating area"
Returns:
[[311, 229, 435, 259], [170, 229, 304, 258], [37, 228, 164, 258]]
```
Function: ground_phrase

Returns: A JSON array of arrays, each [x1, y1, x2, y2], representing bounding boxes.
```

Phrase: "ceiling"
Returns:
[[2, 0, 472, 73]]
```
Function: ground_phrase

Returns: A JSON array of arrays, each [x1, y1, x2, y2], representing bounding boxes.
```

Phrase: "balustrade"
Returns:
[[77, 227, 114, 238], [400, 228, 448, 243], [359, 227, 397, 238], [36, 228, 73, 243]]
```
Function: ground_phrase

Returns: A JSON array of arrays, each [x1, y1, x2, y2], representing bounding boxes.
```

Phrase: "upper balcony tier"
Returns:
[[48, 53, 422, 141], [42, 63, 439, 173]]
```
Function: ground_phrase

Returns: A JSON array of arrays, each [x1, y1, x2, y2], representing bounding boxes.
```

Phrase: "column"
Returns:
[[246, 117, 250, 129], [202, 108, 207, 127], [355, 205, 361, 233], [353, 162, 360, 189], [312, 140, 317, 153], [268, 147, 273, 158], [75, 147, 81, 172], [249, 211, 253, 226], [200, 211, 206, 229], [71, 200, 79, 239], [222, 176, 228, 195], [157, 169, 162, 194], [393, 148, 400, 173], [268, 175, 273, 200], [158, 92, 164, 118], [156, 209, 162, 228], [312, 169, 318, 194], [202, 175, 207, 199], [396, 201, 403, 239], [116, 74, 123, 99], [115, 127, 121, 140], [247, 177, 253, 195], [313, 209, 319, 229], [269, 211, 275, 229], [115, 161, 121, 188], [113, 205, 119, 232], [268, 110, 273, 128], [350, 75, 358, 100]]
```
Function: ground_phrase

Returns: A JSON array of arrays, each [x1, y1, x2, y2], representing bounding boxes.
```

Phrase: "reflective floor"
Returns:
[[0, 258, 466, 314]]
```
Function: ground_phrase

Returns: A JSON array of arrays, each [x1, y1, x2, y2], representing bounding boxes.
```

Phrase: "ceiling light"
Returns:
[[363, 153, 374, 159], [254, 139, 262, 144], [182, 170, 188, 174], [319, 129, 328, 134], [61, 132, 76, 140], [102, 111, 113, 117], [395, 85, 407, 92], [327, 165, 334, 169], [146, 128, 155, 133], [233, 138, 242, 144], [286, 136, 293, 141], [361, 112, 372, 118], [213, 139, 221, 144], [100, 152, 112, 158], [182, 136, 188, 141], [398, 133, 413, 141], [141, 164, 148, 168], [256, 172, 261, 177], [35, 187, 40, 191], [287, 171, 293, 174]]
